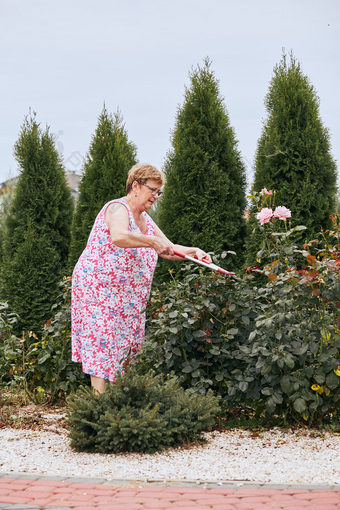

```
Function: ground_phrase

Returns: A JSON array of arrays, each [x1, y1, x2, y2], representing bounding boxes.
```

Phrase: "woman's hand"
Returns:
[[152, 236, 175, 256], [186, 247, 212, 264]]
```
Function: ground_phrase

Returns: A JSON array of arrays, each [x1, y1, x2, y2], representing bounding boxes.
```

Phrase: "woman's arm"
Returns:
[[152, 223, 212, 263], [105, 203, 174, 256]]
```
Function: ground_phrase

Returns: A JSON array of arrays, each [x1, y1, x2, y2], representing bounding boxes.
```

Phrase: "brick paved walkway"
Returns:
[[0, 474, 339, 510]]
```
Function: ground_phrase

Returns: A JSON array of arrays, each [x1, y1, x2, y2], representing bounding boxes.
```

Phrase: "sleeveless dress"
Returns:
[[71, 198, 158, 381]]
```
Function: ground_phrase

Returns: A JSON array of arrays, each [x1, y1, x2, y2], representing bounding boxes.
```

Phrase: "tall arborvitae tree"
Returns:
[[247, 53, 337, 264], [0, 197, 9, 267], [1, 114, 73, 332], [157, 59, 247, 275], [0, 222, 5, 269], [0, 181, 17, 267], [68, 107, 137, 269]]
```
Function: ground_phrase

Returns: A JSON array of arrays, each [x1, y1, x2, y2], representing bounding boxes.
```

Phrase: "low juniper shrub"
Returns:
[[67, 369, 221, 453]]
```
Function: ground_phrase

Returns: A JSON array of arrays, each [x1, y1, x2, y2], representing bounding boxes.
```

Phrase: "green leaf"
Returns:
[[277, 358, 284, 369], [304, 367, 313, 378], [38, 353, 51, 364], [260, 364, 271, 376], [314, 373, 325, 384], [297, 344, 308, 355], [249, 331, 257, 341], [283, 246, 294, 255], [272, 392, 283, 404], [265, 397, 276, 415], [326, 371, 339, 390], [182, 365, 193, 373], [292, 225, 307, 232], [280, 375, 291, 394], [293, 398, 307, 414], [228, 387, 236, 396], [227, 328, 238, 335], [58, 359, 67, 371], [191, 370, 200, 378], [239, 381, 248, 392], [239, 346, 250, 354], [193, 330, 206, 338], [284, 354, 295, 369]]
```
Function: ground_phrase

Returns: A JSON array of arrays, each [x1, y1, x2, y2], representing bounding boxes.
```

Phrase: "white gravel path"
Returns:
[[1, 427, 339, 485]]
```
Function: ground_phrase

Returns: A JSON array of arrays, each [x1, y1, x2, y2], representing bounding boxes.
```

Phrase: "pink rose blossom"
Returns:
[[261, 188, 273, 196], [256, 208, 273, 225], [273, 206, 291, 220]]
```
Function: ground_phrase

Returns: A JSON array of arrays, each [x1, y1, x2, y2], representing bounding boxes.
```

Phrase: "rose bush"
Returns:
[[140, 206, 339, 426]]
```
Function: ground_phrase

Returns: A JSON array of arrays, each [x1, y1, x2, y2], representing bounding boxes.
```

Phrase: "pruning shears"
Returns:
[[173, 249, 240, 280]]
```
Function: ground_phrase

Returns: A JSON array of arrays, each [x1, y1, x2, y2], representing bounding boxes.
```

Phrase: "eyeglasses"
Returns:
[[137, 180, 163, 197]]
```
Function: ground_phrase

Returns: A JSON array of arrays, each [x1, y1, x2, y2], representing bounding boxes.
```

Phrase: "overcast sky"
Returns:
[[0, 0, 339, 188]]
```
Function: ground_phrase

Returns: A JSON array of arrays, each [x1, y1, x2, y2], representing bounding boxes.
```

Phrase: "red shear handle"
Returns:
[[173, 248, 238, 280], [173, 249, 204, 261], [173, 249, 187, 258]]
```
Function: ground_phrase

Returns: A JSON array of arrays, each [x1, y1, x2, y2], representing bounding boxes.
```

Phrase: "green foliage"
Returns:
[[0, 185, 13, 267], [245, 188, 307, 270], [248, 52, 337, 264], [0, 113, 73, 332], [2, 225, 62, 333], [0, 227, 3, 267], [141, 215, 340, 426], [140, 262, 243, 392], [68, 107, 137, 270], [67, 370, 220, 453], [0, 278, 87, 403], [0, 303, 19, 381], [335, 190, 340, 213], [156, 59, 247, 279]]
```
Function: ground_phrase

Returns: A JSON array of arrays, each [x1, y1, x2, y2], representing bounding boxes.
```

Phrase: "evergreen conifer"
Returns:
[[1, 114, 73, 332], [0, 200, 8, 267], [0, 182, 17, 268], [157, 59, 247, 276], [68, 107, 137, 270], [68, 370, 220, 453], [247, 53, 337, 264]]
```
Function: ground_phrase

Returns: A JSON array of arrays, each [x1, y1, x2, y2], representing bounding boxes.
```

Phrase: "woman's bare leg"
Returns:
[[90, 375, 106, 393]]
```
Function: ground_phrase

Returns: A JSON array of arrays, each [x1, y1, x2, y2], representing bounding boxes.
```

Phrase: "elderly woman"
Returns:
[[72, 163, 211, 393]]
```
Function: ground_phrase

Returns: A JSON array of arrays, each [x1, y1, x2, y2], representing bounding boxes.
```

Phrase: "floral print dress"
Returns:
[[71, 198, 158, 381]]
